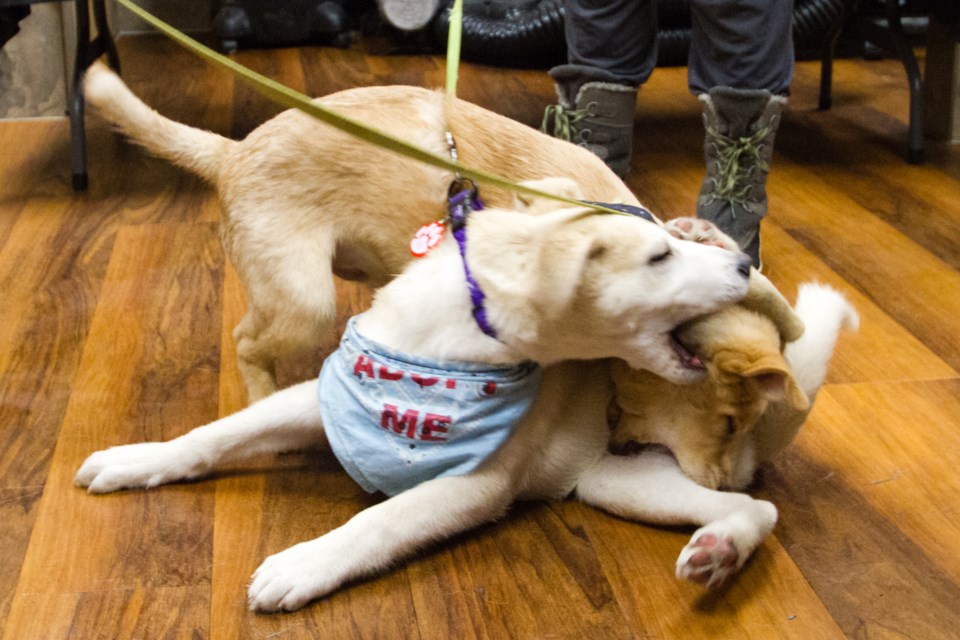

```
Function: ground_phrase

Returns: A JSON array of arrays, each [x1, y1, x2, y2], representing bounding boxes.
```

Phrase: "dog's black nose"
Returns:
[[737, 253, 752, 279]]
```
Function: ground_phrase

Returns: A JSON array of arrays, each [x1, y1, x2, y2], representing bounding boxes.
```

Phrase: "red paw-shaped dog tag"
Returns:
[[410, 221, 445, 257]]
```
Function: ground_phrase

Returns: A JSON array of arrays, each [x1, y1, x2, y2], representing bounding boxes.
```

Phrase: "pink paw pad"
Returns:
[[665, 218, 730, 248], [666, 218, 696, 237], [676, 532, 739, 589]]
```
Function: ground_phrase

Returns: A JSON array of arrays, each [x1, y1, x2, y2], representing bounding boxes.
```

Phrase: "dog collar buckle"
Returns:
[[447, 178, 478, 227]]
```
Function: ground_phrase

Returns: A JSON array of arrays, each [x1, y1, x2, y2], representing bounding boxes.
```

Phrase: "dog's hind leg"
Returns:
[[234, 310, 284, 402], [75, 381, 324, 493], [576, 449, 777, 589], [232, 232, 341, 402]]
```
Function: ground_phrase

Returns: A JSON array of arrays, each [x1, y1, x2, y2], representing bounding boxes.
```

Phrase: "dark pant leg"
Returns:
[[687, 0, 795, 95], [563, 0, 658, 86]]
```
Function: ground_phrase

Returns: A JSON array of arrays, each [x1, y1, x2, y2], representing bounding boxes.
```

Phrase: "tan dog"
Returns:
[[610, 304, 811, 490], [84, 63, 644, 401]]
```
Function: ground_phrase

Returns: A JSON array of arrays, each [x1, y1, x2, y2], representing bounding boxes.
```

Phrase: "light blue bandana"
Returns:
[[319, 317, 542, 496]]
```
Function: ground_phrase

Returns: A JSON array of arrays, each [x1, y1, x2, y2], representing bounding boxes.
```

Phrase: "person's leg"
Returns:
[[543, 0, 657, 177], [689, 0, 794, 268]]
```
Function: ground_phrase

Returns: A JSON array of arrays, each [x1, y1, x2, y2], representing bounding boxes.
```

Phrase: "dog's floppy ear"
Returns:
[[514, 177, 585, 215], [530, 220, 606, 319], [713, 350, 809, 411], [741, 355, 810, 411]]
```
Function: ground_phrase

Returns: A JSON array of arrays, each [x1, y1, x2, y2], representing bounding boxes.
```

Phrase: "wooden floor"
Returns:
[[2, 34, 959, 639]]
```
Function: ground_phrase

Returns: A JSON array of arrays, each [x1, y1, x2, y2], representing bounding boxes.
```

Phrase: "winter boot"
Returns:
[[697, 87, 787, 268], [543, 65, 637, 178]]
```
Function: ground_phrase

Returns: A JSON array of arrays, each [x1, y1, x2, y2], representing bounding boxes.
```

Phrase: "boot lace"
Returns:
[[703, 123, 773, 215], [541, 103, 589, 142]]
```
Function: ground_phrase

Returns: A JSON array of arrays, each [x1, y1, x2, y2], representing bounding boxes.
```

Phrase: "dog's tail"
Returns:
[[784, 283, 859, 399], [84, 62, 235, 183]]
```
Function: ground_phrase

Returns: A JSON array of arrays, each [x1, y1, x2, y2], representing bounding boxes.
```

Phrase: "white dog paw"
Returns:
[[248, 538, 351, 612], [664, 217, 740, 252], [676, 528, 740, 589], [74, 441, 207, 493], [676, 502, 777, 589]]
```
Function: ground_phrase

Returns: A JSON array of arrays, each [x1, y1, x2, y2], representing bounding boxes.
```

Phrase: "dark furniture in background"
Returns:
[[822, 0, 933, 164]]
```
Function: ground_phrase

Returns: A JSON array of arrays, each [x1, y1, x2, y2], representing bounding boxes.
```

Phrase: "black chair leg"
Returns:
[[93, 0, 120, 72], [819, 35, 837, 111], [819, 2, 856, 111], [69, 0, 121, 191], [70, 0, 91, 191], [884, 0, 925, 163]]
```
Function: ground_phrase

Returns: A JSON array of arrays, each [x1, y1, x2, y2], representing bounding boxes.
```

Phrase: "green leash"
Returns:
[[446, 0, 464, 98], [113, 0, 636, 217]]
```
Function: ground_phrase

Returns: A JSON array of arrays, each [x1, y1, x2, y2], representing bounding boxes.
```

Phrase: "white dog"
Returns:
[[76, 183, 753, 611]]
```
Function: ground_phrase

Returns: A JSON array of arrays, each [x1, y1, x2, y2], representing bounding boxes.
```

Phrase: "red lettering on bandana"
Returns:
[[378, 366, 404, 381], [381, 404, 419, 439], [412, 374, 439, 388], [421, 413, 451, 441], [379, 405, 453, 442], [354, 355, 375, 379]]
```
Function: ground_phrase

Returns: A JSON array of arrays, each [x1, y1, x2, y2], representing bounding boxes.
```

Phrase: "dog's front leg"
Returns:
[[248, 470, 513, 612], [575, 449, 777, 589], [75, 381, 324, 493]]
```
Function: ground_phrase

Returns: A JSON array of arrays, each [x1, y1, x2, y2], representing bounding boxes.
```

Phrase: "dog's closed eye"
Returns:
[[648, 248, 672, 265]]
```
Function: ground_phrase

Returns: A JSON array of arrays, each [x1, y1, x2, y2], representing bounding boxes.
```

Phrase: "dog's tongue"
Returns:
[[671, 332, 704, 369]]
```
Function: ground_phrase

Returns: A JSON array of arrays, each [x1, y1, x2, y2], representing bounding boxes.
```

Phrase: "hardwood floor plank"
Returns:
[[763, 454, 960, 637], [584, 510, 846, 639], [2, 587, 209, 640], [0, 197, 119, 636], [0, 120, 76, 199], [456, 64, 558, 130], [405, 548, 491, 640], [768, 168, 960, 371], [787, 379, 960, 585], [785, 59, 960, 270], [451, 503, 634, 638], [363, 49, 444, 91], [4, 223, 223, 637], [408, 504, 633, 640], [115, 34, 234, 138]]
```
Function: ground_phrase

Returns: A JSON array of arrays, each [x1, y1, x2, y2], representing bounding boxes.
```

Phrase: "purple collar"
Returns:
[[447, 181, 498, 339]]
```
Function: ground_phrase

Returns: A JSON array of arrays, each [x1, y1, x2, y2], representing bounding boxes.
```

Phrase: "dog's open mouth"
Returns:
[[670, 329, 705, 370]]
